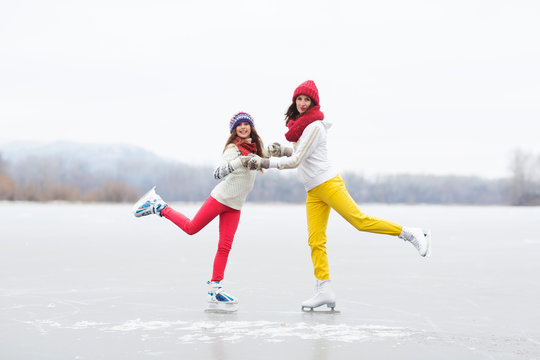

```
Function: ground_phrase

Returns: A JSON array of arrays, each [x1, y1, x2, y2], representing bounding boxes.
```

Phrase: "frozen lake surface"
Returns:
[[1, 202, 539, 359]]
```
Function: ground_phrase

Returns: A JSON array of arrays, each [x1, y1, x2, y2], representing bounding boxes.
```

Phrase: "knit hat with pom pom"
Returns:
[[292, 80, 319, 105], [229, 112, 255, 133]]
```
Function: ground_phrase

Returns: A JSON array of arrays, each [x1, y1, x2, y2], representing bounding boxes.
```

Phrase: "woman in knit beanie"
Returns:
[[246, 80, 432, 311], [132, 112, 264, 312]]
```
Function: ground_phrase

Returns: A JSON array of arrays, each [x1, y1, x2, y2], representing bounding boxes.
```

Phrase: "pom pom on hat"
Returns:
[[230, 112, 255, 133], [292, 80, 320, 105]]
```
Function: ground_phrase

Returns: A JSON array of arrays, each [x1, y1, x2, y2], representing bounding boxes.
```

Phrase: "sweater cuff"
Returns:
[[269, 157, 280, 168]]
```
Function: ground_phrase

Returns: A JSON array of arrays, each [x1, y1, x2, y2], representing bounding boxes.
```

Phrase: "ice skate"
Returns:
[[205, 281, 239, 313], [399, 226, 431, 257], [301, 280, 338, 313], [132, 186, 167, 217]]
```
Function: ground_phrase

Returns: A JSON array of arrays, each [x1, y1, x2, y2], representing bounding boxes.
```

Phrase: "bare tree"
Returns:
[[509, 149, 540, 205], [0, 153, 16, 200], [82, 180, 139, 202]]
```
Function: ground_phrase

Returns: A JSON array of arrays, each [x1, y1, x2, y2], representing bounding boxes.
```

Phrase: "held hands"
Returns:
[[246, 155, 269, 170], [267, 142, 293, 157], [240, 154, 255, 167]]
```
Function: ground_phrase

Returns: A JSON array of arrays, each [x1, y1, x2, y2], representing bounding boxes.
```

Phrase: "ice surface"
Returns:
[[1, 202, 539, 359]]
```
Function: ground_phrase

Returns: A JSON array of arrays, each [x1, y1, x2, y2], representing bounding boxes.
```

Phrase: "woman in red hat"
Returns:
[[246, 80, 431, 311], [132, 112, 263, 312]]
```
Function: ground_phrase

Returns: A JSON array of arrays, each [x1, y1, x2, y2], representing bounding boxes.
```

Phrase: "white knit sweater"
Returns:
[[210, 143, 257, 210]]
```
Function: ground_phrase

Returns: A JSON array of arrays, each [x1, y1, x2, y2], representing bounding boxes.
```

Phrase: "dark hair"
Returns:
[[285, 96, 314, 125], [223, 124, 264, 156]]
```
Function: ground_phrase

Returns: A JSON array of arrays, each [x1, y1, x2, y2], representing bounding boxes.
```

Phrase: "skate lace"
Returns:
[[400, 229, 422, 251], [213, 286, 224, 295], [213, 287, 236, 303], [408, 236, 420, 250]]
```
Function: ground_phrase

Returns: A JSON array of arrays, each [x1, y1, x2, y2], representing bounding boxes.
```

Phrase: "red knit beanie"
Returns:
[[292, 80, 319, 105]]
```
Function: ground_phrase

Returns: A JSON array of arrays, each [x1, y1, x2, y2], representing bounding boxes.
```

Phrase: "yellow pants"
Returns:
[[306, 174, 402, 280]]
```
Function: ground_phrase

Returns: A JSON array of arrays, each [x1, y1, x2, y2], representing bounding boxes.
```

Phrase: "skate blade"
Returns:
[[424, 230, 432, 258], [205, 303, 238, 313], [301, 305, 340, 314]]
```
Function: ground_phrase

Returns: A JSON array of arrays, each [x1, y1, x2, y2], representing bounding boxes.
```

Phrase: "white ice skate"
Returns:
[[132, 186, 167, 217], [399, 227, 432, 257], [205, 281, 239, 313], [301, 280, 338, 312]]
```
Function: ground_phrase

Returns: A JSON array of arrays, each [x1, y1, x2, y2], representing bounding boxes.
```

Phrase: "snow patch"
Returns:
[[21, 318, 415, 343]]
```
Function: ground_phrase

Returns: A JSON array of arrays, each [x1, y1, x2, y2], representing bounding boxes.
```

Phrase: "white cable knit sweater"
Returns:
[[210, 143, 257, 210]]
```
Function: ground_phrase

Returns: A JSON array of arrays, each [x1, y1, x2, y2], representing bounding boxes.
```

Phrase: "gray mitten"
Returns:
[[282, 146, 293, 157], [240, 154, 255, 167], [267, 142, 293, 157], [267, 142, 282, 157], [247, 155, 270, 170]]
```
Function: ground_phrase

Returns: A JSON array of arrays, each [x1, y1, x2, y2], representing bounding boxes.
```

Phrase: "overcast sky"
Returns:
[[1, 0, 539, 178]]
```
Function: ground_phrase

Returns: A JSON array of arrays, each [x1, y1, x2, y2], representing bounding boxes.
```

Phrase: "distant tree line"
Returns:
[[0, 149, 538, 205], [0, 153, 139, 202]]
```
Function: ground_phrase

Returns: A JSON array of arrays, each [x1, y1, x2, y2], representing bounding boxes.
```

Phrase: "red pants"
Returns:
[[160, 196, 241, 282]]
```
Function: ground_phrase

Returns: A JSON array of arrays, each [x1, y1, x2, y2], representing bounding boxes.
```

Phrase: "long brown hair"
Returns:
[[223, 124, 264, 156]]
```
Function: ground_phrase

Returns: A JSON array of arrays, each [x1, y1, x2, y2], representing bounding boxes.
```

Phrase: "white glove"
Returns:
[[247, 155, 270, 170], [267, 142, 293, 157]]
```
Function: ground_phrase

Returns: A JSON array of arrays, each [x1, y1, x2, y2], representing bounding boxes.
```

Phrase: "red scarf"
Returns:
[[285, 105, 324, 142], [233, 137, 257, 156]]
